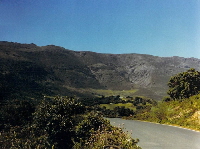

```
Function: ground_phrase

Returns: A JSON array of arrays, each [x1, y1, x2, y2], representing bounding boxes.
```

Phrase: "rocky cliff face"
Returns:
[[73, 51, 200, 99], [1, 41, 200, 100]]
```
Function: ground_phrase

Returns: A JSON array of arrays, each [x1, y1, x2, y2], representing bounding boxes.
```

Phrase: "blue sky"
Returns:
[[0, 0, 200, 58]]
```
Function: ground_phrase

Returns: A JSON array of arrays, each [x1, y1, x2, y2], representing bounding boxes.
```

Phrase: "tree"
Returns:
[[167, 68, 200, 100], [32, 96, 86, 148]]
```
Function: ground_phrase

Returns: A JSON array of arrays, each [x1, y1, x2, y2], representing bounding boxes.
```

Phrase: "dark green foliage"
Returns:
[[114, 106, 135, 117], [167, 68, 200, 100], [94, 96, 156, 118], [75, 112, 110, 143], [133, 96, 153, 106], [32, 96, 86, 148], [79, 95, 123, 106], [0, 126, 51, 149], [0, 96, 140, 148], [162, 96, 173, 102], [99, 106, 135, 118], [0, 99, 35, 130], [0, 97, 108, 148]]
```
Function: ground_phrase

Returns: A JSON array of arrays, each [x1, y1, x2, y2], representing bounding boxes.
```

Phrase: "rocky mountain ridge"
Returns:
[[1, 41, 200, 100]]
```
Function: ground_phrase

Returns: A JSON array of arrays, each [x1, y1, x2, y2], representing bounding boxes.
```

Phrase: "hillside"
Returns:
[[134, 94, 200, 131], [1, 41, 200, 101]]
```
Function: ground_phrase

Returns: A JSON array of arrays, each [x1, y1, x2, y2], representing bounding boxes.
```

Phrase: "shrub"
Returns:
[[0, 99, 35, 130], [167, 68, 200, 100], [32, 96, 86, 148], [74, 124, 141, 149]]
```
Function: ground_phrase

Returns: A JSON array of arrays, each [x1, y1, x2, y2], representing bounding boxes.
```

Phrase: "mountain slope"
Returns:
[[1, 41, 200, 100]]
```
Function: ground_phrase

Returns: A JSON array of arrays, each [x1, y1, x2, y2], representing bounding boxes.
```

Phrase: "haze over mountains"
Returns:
[[1, 41, 200, 101]]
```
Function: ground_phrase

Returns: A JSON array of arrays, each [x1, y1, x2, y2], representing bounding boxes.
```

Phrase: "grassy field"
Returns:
[[64, 86, 139, 98], [100, 102, 136, 111], [90, 89, 138, 97]]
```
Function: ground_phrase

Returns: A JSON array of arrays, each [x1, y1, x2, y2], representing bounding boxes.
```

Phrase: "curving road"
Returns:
[[108, 118, 200, 149]]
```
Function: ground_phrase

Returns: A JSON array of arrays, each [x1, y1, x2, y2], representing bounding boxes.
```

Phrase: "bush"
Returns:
[[0, 99, 35, 130], [167, 68, 200, 100], [32, 96, 86, 148], [0, 126, 51, 149], [0, 96, 141, 148], [74, 124, 141, 149], [75, 112, 110, 143]]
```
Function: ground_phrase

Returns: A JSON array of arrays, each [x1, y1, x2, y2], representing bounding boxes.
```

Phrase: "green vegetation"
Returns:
[[134, 95, 200, 131], [100, 105, 136, 118], [74, 123, 140, 149], [94, 96, 157, 118], [131, 69, 200, 131], [0, 96, 140, 149], [167, 68, 200, 100], [64, 86, 139, 100], [100, 103, 136, 111], [1, 42, 200, 148], [90, 89, 138, 97]]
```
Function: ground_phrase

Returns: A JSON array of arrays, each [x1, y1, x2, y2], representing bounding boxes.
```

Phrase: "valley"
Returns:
[[1, 41, 200, 148], [1, 41, 200, 101]]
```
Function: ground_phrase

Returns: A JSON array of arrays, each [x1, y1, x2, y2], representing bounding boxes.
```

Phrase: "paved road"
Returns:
[[108, 118, 200, 149]]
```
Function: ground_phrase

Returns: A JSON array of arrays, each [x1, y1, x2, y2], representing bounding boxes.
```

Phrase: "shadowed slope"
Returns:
[[1, 41, 200, 100]]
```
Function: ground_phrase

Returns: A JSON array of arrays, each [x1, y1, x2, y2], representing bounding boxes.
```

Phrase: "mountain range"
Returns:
[[1, 41, 200, 101]]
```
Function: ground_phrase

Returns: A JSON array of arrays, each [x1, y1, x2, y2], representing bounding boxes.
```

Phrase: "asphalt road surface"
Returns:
[[108, 118, 200, 149]]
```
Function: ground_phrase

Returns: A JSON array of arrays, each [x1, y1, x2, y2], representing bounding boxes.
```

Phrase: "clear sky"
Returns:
[[1, 0, 200, 58]]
